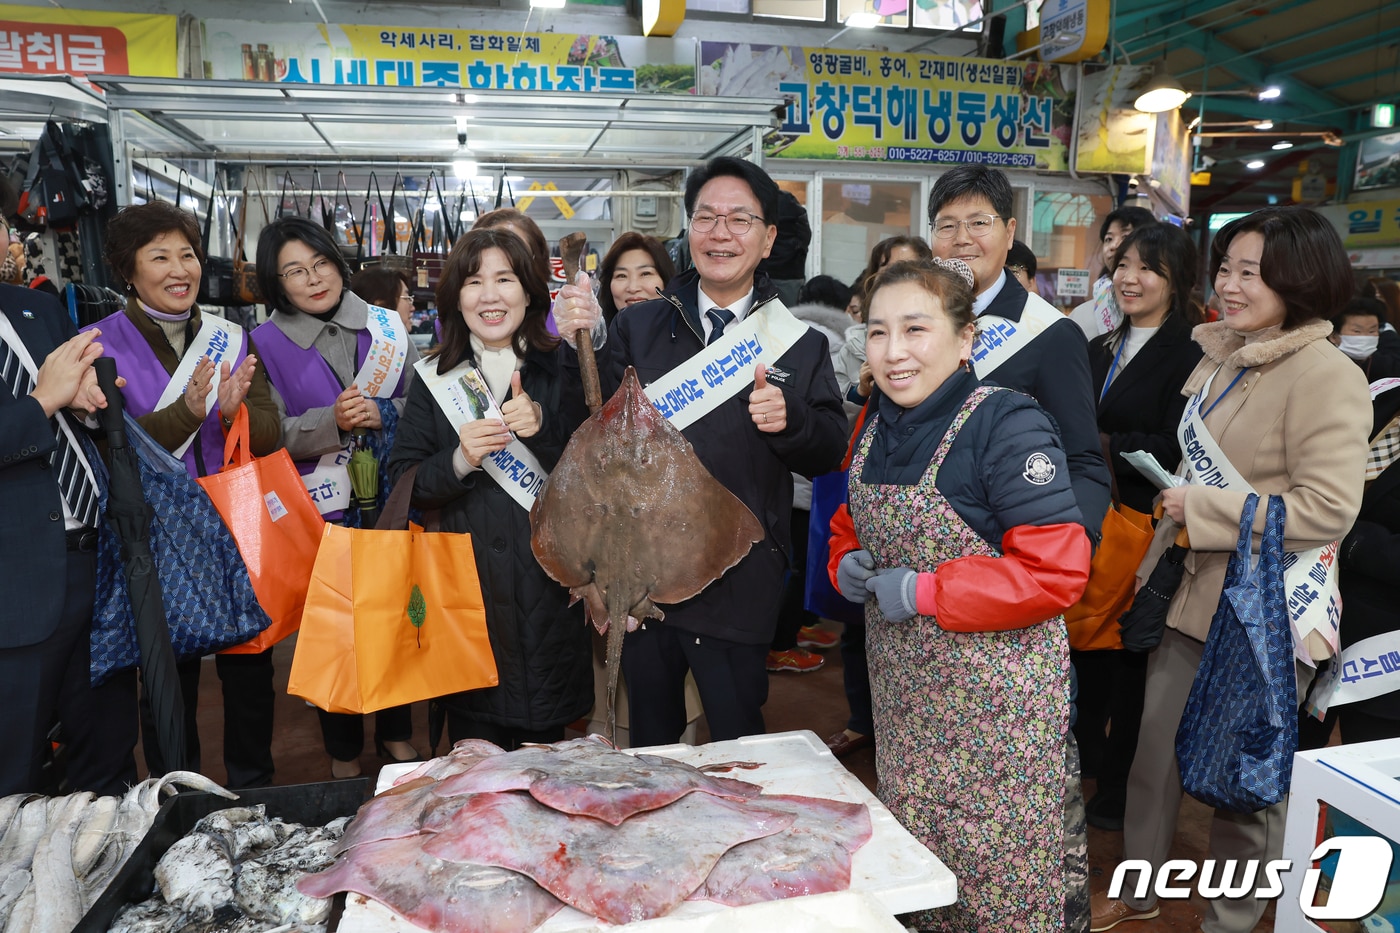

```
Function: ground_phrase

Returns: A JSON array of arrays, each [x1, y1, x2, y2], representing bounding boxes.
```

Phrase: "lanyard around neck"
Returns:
[[1099, 338, 1126, 403], [1201, 367, 1249, 420]]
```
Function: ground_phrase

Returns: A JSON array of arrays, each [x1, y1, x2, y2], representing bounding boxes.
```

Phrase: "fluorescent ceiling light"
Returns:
[[1271, 141, 1293, 150], [1257, 86, 1282, 100], [1246, 159, 1266, 170], [1254, 120, 1274, 130]]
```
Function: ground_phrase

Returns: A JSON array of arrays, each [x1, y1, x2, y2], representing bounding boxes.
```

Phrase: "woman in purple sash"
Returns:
[[253, 216, 421, 779], [95, 200, 281, 788]]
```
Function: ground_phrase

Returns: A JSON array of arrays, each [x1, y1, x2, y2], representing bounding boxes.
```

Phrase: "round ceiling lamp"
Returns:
[[1135, 62, 1191, 113]]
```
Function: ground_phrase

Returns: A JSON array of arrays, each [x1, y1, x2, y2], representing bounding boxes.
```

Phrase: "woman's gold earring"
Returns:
[[961, 359, 970, 372]]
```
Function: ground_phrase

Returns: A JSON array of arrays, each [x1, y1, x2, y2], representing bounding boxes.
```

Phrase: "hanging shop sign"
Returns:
[[1075, 64, 1164, 175], [700, 42, 1072, 170], [1355, 131, 1400, 191], [1318, 198, 1400, 250], [0, 3, 176, 78], [1149, 108, 1192, 216], [1035, 0, 1109, 63], [200, 20, 696, 94]]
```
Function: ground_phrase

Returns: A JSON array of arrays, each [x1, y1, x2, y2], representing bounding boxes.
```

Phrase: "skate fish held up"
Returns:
[[529, 366, 764, 739]]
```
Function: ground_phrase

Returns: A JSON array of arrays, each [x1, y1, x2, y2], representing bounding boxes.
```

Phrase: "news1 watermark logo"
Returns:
[[1109, 836, 1394, 921]]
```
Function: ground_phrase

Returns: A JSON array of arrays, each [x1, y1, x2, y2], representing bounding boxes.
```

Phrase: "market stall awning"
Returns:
[[89, 76, 785, 169], [0, 76, 108, 142]]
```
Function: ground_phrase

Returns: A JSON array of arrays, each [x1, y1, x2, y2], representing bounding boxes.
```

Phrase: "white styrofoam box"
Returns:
[[356, 729, 955, 931], [1279, 739, 1400, 933]]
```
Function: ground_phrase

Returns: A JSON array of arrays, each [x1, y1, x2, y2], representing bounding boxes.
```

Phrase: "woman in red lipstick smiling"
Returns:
[[90, 199, 280, 788]]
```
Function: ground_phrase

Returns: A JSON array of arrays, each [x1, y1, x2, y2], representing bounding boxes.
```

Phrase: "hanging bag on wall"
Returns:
[[230, 178, 264, 305], [352, 171, 385, 273], [1175, 494, 1299, 813], [198, 169, 240, 307], [287, 464, 498, 714], [410, 171, 452, 302]]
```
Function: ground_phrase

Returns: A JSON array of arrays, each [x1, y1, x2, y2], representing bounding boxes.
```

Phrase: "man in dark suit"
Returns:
[[0, 282, 135, 794]]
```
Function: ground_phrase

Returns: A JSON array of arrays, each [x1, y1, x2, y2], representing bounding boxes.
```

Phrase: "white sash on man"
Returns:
[[152, 315, 244, 458], [1302, 376, 1400, 714], [1370, 377, 1400, 400], [415, 356, 549, 512], [643, 297, 809, 431], [970, 292, 1064, 379], [1178, 366, 1342, 666], [303, 305, 408, 515]]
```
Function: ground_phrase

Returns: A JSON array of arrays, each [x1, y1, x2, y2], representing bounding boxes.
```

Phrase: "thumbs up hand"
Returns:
[[749, 363, 787, 434], [500, 370, 542, 439]]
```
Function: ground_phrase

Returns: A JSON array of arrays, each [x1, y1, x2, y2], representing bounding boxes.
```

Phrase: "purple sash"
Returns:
[[252, 319, 405, 476], [87, 310, 246, 478]]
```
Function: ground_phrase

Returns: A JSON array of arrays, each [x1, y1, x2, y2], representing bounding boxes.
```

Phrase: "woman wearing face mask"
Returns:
[[1091, 207, 1371, 933], [598, 233, 676, 324], [1077, 224, 1203, 832], [253, 215, 421, 779], [1330, 297, 1400, 380], [386, 228, 598, 750], [831, 257, 1091, 930], [94, 200, 280, 787]]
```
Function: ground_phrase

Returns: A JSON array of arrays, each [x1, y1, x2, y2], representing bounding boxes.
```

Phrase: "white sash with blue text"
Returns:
[[302, 305, 407, 515], [152, 315, 244, 459], [414, 357, 548, 513], [1178, 366, 1341, 665], [354, 302, 408, 399], [970, 292, 1063, 379], [642, 297, 809, 431]]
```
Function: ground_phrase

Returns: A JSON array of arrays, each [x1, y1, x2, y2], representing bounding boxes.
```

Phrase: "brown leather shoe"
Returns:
[[824, 729, 873, 758], [1089, 891, 1159, 931]]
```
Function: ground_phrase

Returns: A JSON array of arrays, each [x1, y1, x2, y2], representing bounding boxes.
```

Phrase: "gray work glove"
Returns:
[[837, 549, 877, 603], [867, 567, 918, 622]]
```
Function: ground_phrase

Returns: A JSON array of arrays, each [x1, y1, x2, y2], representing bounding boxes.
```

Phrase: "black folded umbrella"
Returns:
[[1118, 529, 1190, 654], [94, 358, 187, 773]]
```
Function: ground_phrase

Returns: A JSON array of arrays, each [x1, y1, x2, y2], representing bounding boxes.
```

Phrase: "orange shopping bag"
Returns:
[[198, 406, 324, 654], [287, 465, 497, 714], [1064, 501, 1155, 651]]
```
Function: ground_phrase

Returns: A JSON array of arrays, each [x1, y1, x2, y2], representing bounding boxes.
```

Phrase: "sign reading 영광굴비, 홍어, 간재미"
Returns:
[[700, 42, 1073, 170]]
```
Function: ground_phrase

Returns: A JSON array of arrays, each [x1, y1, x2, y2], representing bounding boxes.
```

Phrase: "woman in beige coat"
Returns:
[[1091, 207, 1371, 933]]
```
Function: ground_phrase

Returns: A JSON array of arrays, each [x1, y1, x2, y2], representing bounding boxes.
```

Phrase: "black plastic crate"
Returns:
[[76, 778, 369, 933]]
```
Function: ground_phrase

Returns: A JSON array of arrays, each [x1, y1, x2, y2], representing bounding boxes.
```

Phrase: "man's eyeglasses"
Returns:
[[278, 257, 337, 283], [932, 214, 1001, 240], [690, 211, 764, 235]]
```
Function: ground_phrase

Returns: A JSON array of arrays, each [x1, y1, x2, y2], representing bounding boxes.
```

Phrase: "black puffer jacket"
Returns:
[[385, 345, 591, 731], [600, 269, 848, 645]]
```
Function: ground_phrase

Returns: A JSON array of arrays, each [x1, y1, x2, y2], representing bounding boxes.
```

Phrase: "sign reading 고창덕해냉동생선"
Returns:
[[699, 42, 1073, 170], [200, 20, 697, 94]]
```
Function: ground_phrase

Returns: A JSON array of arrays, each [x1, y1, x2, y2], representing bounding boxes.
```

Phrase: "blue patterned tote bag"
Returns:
[[1175, 493, 1298, 813], [89, 414, 271, 684]]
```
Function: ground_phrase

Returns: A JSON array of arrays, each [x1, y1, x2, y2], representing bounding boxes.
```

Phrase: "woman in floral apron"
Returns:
[[833, 257, 1092, 931]]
